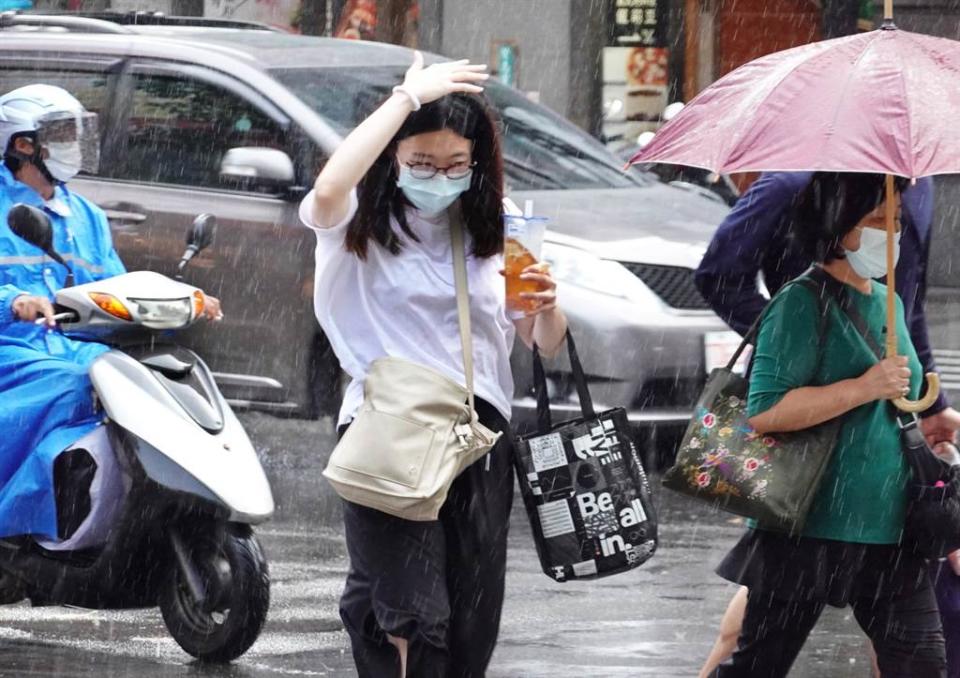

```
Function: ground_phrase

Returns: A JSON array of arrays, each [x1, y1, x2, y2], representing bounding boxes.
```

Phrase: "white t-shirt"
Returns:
[[299, 190, 516, 427]]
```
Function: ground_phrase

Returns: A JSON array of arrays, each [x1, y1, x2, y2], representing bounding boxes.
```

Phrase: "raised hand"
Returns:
[[399, 51, 489, 106]]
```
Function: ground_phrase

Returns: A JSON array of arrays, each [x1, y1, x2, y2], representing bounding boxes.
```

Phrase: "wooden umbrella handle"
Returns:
[[884, 175, 941, 412], [894, 373, 941, 412]]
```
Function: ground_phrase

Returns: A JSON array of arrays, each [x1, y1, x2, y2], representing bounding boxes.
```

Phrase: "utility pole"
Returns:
[[375, 0, 412, 45], [821, 0, 860, 39], [299, 0, 327, 35]]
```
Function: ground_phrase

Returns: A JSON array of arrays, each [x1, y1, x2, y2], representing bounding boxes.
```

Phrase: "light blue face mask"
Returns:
[[845, 226, 900, 279], [396, 165, 473, 216]]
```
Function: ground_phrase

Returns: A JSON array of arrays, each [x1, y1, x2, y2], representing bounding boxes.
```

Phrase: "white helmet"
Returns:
[[0, 84, 99, 182]]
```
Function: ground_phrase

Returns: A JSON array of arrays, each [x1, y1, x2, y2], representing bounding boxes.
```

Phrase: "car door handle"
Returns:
[[100, 202, 147, 224], [103, 209, 147, 223]]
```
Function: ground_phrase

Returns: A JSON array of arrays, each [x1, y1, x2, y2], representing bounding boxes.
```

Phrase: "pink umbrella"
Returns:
[[630, 1, 953, 412]]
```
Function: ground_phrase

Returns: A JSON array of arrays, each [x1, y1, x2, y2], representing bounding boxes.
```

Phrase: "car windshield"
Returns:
[[271, 66, 647, 191]]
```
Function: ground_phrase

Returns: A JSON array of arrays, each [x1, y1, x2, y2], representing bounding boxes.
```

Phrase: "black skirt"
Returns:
[[716, 528, 931, 608]]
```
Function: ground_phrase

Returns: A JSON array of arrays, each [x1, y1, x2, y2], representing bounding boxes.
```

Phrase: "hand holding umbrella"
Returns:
[[883, 175, 940, 412], [630, 0, 954, 412]]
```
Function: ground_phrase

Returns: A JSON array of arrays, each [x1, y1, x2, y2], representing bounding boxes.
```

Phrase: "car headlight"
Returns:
[[541, 242, 663, 307], [128, 297, 193, 329]]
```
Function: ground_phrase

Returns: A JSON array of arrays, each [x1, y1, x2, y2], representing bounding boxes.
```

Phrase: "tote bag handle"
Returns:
[[532, 331, 596, 433]]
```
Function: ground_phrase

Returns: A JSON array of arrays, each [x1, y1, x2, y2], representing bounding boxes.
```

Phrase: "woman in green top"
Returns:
[[712, 173, 946, 678]]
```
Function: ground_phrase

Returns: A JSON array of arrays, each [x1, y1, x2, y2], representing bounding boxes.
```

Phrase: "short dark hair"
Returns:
[[791, 172, 909, 263], [344, 93, 505, 260]]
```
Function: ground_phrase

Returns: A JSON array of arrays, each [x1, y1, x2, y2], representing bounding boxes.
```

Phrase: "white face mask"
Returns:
[[43, 141, 83, 183], [845, 226, 899, 280], [396, 166, 472, 216]]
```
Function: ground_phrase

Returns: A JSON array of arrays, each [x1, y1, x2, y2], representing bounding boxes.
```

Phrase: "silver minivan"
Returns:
[[0, 19, 733, 455]]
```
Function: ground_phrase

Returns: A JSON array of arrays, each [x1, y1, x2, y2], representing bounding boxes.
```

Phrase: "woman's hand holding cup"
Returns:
[[517, 262, 558, 317]]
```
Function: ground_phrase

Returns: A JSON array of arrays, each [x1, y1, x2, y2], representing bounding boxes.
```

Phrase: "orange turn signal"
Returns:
[[192, 290, 205, 318], [89, 292, 133, 321]]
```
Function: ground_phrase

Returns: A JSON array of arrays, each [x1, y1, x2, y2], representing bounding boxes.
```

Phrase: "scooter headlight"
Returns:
[[128, 297, 193, 329]]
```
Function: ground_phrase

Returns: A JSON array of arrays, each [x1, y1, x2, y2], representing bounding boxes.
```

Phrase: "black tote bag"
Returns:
[[514, 331, 658, 582]]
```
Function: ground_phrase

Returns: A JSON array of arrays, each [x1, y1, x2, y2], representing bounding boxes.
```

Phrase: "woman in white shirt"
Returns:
[[301, 53, 567, 678]]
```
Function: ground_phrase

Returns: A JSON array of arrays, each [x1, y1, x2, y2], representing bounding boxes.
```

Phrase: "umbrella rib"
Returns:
[[887, 33, 915, 178]]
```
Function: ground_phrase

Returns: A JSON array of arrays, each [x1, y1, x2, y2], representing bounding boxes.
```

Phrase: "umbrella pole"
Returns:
[[885, 0, 893, 20], [887, 174, 940, 412], [885, 175, 898, 358]]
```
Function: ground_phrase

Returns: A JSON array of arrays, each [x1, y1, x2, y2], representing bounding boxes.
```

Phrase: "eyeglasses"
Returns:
[[404, 161, 476, 180]]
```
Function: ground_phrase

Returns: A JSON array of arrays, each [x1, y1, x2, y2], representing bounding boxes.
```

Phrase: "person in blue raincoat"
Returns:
[[0, 84, 222, 543], [694, 172, 960, 677]]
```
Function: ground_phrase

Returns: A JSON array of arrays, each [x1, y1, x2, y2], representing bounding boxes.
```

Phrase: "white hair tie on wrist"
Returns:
[[392, 85, 422, 111]]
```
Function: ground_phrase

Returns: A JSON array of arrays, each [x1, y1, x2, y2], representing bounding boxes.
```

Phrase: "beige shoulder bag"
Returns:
[[322, 213, 503, 521]]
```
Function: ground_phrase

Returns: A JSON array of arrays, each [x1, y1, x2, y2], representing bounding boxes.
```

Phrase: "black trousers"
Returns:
[[713, 572, 947, 678], [338, 398, 514, 678]]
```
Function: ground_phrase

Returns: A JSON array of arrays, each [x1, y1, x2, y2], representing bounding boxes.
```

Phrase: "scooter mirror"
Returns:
[[177, 214, 218, 278], [7, 203, 54, 253], [7, 203, 75, 286], [187, 214, 217, 253]]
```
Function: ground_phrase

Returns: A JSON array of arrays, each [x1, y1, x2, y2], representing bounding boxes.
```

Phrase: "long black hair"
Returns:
[[345, 93, 505, 260], [791, 172, 909, 263]]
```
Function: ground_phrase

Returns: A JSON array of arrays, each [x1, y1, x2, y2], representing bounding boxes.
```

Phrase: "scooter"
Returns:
[[0, 203, 274, 663]]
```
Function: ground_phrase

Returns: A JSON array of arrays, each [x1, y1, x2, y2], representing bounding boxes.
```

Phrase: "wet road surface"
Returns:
[[0, 413, 876, 677]]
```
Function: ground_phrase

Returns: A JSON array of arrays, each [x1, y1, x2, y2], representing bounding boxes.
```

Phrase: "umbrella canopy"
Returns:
[[630, 23, 960, 179], [630, 16, 957, 413]]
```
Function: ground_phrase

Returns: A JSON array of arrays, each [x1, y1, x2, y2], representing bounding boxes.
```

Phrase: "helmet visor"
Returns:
[[33, 111, 100, 175]]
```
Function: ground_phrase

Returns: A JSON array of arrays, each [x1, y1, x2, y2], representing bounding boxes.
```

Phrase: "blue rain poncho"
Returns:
[[0, 165, 125, 539]]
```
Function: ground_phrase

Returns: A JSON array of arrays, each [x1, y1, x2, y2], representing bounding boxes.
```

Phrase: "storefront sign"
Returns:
[[609, 0, 667, 47], [493, 41, 519, 89]]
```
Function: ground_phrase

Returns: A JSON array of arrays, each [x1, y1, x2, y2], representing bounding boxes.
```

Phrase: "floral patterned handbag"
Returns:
[[662, 274, 842, 533]]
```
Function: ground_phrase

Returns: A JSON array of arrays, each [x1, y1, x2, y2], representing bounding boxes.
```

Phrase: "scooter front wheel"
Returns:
[[159, 523, 269, 662]]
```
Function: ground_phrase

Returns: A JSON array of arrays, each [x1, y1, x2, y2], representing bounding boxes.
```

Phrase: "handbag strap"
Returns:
[[449, 212, 476, 412], [724, 269, 833, 372], [820, 277, 884, 361], [820, 273, 917, 429], [532, 330, 596, 433]]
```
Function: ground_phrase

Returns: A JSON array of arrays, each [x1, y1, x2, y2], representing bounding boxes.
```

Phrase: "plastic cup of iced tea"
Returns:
[[504, 213, 548, 315]]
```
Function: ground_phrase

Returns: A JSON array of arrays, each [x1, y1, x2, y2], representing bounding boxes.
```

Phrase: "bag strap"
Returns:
[[724, 269, 832, 372], [449, 212, 476, 412], [818, 273, 914, 428], [532, 331, 596, 433], [820, 277, 885, 361], [725, 313, 763, 371]]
